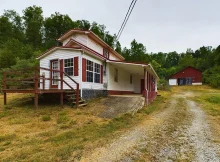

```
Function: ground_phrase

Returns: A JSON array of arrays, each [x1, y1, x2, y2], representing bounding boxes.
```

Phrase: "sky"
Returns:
[[0, 0, 220, 53]]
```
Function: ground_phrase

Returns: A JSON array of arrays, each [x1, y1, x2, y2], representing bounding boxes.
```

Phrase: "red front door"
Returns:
[[141, 79, 145, 95], [50, 60, 59, 89]]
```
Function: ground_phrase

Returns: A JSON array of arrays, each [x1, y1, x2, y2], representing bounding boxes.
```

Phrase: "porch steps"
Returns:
[[64, 91, 87, 107]]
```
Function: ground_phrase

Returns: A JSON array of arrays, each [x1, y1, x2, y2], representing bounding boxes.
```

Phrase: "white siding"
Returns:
[[133, 75, 143, 93], [109, 52, 120, 61], [39, 49, 81, 90], [72, 34, 88, 46], [169, 79, 177, 86], [192, 83, 202, 85], [62, 36, 73, 46], [82, 54, 104, 90], [87, 37, 103, 54], [107, 64, 134, 92]]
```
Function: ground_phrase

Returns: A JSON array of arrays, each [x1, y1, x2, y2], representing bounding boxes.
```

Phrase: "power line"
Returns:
[[116, 0, 138, 41], [116, 0, 135, 39]]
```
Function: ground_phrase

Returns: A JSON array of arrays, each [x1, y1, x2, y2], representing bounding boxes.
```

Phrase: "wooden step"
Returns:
[[78, 103, 87, 107], [72, 100, 85, 104]]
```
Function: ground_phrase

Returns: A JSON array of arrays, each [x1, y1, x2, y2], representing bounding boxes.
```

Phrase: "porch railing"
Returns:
[[3, 66, 79, 108]]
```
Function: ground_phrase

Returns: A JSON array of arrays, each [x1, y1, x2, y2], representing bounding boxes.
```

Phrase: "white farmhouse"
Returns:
[[37, 29, 159, 104]]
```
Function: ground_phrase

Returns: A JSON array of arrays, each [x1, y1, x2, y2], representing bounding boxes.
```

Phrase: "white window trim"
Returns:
[[64, 58, 74, 76]]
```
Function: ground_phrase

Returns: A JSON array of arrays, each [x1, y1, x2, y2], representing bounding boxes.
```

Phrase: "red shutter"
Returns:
[[60, 59, 63, 76], [101, 65, 103, 84], [74, 57, 79, 76], [82, 58, 86, 82]]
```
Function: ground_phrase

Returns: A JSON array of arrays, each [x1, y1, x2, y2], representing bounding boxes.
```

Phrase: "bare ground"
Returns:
[[79, 91, 220, 162]]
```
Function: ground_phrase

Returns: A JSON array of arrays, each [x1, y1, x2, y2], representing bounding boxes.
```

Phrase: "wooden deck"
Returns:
[[2, 67, 80, 109]]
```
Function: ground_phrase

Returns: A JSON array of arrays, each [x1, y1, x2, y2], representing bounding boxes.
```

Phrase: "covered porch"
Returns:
[[107, 60, 159, 105]]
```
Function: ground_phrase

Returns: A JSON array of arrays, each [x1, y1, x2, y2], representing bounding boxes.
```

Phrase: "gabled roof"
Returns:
[[36, 46, 106, 60], [57, 29, 124, 60], [170, 66, 202, 78]]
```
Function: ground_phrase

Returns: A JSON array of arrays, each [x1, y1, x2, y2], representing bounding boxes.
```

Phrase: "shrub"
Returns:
[[42, 115, 51, 121], [158, 79, 170, 91], [57, 112, 69, 124], [206, 95, 220, 104]]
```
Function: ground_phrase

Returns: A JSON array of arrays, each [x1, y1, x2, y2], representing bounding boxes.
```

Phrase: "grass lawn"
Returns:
[[0, 91, 170, 161]]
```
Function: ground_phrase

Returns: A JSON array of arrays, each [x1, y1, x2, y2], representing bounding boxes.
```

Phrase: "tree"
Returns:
[[164, 51, 179, 68], [44, 12, 74, 48], [115, 41, 122, 54], [75, 20, 91, 30], [23, 5, 44, 48], [3, 10, 24, 42], [0, 16, 13, 45]]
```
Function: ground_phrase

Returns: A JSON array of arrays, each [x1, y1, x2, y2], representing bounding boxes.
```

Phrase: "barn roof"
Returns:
[[169, 66, 202, 78]]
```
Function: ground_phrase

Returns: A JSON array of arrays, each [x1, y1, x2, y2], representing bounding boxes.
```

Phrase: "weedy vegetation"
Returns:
[[0, 91, 170, 161]]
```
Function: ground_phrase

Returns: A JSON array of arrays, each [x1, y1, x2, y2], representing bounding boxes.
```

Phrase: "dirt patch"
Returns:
[[187, 100, 220, 162], [80, 91, 220, 162], [99, 96, 145, 118], [80, 99, 178, 161]]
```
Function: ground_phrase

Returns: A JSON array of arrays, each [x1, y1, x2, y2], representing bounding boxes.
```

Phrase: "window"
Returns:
[[64, 58, 73, 76], [86, 60, 93, 82], [52, 60, 59, 85], [114, 68, 118, 82], [94, 63, 101, 83], [130, 75, 132, 84], [103, 48, 109, 58]]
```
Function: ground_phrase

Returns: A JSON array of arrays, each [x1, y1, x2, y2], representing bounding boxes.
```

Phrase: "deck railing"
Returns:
[[3, 67, 79, 108]]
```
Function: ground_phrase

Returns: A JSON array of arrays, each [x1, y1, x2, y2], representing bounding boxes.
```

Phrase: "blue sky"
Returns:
[[0, 0, 220, 53]]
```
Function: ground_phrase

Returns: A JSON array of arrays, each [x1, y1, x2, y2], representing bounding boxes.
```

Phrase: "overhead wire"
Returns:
[[116, 0, 138, 41]]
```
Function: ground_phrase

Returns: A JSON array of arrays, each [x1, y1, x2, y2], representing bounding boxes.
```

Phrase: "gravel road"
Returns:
[[80, 91, 220, 162]]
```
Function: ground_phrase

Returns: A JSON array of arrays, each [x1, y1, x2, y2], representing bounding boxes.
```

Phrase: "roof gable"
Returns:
[[57, 29, 124, 60]]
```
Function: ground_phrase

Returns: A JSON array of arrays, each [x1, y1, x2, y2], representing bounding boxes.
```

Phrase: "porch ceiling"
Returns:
[[107, 61, 146, 77]]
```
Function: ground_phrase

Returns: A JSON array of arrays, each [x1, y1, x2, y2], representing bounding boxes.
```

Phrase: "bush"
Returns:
[[57, 112, 69, 124], [206, 96, 220, 104], [42, 115, 51, 121], [158, 78, 170, 91]]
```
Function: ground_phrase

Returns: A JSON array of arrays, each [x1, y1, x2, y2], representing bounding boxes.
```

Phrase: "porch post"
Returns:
[[144, 69, 148, 105], [155, 79, 158, 93], [34, 68, 39, 109]]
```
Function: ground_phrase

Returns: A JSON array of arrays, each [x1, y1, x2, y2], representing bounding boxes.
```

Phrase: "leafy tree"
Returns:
[[115, 41, 122, 54], [3, 10, 24, 42], [44, 12, 74, 48], [23, 5, 44, 48], [164, 51, 179, 68], [0, 16, 13, 45], [75, 20, 91, 30]]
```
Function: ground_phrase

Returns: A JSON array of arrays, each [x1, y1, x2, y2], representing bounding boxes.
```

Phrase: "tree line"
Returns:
[[0, 5, 220, 88]]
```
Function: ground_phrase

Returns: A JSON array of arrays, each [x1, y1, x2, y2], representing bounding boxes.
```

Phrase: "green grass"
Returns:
[[206, 95, 220, 104], [57, 112, 69, 124], [41, 115, 51, 121]]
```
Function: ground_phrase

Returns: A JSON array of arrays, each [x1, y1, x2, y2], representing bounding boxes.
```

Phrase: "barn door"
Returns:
[[50, 60, 59, 89]]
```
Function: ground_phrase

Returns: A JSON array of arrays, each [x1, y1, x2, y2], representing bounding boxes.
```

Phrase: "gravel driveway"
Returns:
[[80, 91, 220, 162]]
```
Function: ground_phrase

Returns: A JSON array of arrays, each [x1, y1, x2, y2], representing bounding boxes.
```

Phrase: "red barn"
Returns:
[[169, 66, 202, 86]]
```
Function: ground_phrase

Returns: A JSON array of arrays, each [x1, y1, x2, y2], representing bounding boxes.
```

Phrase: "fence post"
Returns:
[[3, 72, 7, 105], [76, 83, 79, 107], [60, 71, 64, 107], [42, 75, 45, 90], [34, 67, 39, 109]]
